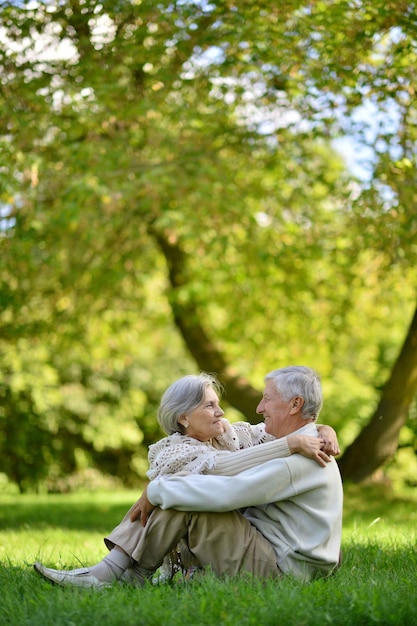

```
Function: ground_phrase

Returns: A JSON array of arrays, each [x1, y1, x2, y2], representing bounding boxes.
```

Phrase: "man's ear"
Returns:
[[290, 396, 304, 414]]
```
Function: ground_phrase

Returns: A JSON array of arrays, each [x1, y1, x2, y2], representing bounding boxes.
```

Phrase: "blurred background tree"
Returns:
[[0, 0, 416, 492]]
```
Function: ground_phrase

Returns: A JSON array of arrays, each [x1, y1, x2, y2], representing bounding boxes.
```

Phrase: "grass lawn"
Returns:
[[1, 483, 416, 625]]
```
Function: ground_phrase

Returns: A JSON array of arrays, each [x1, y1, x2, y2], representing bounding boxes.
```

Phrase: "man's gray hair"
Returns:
[[158, 372, 223, 435], [265, 366, 323, 421]]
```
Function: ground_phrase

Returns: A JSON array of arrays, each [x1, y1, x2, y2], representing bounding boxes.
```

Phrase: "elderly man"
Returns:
[[35, 366, 343, 586]]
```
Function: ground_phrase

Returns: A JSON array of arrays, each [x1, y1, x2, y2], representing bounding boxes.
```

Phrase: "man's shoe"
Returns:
[[34, 562, 113, 589]]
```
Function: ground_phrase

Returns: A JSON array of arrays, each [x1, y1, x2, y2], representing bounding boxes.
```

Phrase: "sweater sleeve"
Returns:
[[147, 455, 340, 513], [147, 457, 295, 511], [209, 437, 291, 475]]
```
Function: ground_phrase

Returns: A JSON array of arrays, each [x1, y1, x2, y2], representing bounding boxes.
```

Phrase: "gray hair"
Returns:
[[157, 373, 223, 435], [265, 366, 323, 421]]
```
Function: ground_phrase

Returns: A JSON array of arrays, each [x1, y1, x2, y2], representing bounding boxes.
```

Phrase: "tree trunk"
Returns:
[[149, 225, 261, 422], [338, 304, 417, 482]]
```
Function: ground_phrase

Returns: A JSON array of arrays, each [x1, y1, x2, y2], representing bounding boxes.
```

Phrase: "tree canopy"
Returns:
[[1, 0, 416, 492]]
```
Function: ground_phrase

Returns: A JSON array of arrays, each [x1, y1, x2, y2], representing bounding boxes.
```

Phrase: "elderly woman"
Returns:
[[34, 372, 339, 588]]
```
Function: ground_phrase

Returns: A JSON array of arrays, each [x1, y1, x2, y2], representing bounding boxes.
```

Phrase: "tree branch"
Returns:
[[148, 223, 261, 422]]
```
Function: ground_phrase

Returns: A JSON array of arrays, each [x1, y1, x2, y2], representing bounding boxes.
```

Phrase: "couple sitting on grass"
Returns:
[[34, 365, 343, 587]]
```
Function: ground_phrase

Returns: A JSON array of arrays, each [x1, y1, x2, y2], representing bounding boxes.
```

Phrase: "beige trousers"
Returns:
[[105, 506, 280, 579]]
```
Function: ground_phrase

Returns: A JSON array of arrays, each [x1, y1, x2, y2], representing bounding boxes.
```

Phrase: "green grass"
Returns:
[[1, 484, 416, 625]]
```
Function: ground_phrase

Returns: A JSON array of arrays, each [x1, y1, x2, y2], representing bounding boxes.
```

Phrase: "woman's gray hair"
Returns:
[[265, 366, 323, 421], [157, 372, 223, 435]]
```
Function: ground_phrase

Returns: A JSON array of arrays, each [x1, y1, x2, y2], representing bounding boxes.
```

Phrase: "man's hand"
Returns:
[[287, 434, 332, 468], [317, 425, 341, 456], [130, 485, 157, 527]]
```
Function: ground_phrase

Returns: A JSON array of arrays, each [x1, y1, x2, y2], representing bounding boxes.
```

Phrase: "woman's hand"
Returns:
[[287, 434, 331, 468], [130, 485, 157, 527], [317, 424, 340, 456]]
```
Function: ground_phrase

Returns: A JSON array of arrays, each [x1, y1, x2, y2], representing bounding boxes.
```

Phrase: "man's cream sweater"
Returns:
[[147, 424, 343, 581]]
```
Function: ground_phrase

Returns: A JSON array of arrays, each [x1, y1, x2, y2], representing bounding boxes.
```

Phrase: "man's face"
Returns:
[[256, 379, 301, 439]]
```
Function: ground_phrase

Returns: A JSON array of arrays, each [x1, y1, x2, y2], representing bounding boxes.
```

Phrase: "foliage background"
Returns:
[[1, 0, 417, 492]]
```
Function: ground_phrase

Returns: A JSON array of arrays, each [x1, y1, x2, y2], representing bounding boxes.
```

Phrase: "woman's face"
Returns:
[[179, 386, 225, 442]]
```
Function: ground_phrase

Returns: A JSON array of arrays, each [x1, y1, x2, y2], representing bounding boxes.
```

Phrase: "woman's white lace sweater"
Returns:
[[147, 418, 291, 479]]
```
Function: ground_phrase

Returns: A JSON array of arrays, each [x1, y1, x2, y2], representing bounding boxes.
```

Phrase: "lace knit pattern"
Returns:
[[146, 419, 273, 480]]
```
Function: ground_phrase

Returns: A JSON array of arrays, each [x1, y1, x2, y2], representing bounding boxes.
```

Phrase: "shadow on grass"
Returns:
[[1, 482, 417, 534], [0, 496, 134, 533], [342, 482, 417, 527]]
